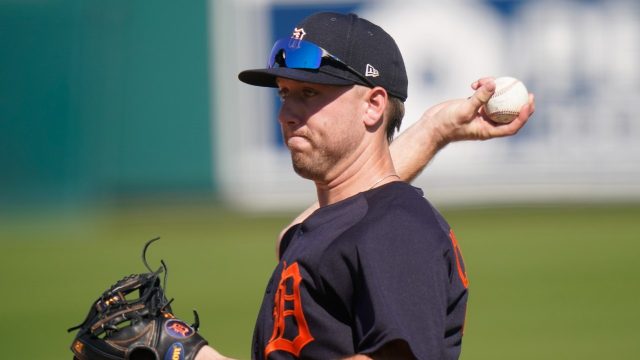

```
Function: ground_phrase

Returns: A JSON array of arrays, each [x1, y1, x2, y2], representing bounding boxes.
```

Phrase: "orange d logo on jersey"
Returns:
[[265, 261, 314, 358]]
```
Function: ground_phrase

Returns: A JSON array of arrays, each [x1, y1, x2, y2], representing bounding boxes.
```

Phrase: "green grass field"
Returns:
[[1, 202, 639, 359]]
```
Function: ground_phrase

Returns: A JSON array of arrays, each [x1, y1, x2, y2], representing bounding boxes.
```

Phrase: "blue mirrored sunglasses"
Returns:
[[267, 38, 375, 87]]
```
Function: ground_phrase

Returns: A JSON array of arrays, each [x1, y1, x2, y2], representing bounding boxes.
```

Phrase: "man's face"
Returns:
[[276, 78, 368, 182]]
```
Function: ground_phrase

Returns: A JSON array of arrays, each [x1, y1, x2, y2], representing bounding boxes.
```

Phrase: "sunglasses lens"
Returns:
[[267, 39, 324, 69]]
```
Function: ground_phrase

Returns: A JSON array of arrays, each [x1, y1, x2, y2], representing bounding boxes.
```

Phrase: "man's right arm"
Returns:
[[278, 77, 535, 251]]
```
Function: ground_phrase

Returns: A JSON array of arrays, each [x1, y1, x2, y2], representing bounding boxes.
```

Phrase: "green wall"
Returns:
[[0, 0, 213, 206]]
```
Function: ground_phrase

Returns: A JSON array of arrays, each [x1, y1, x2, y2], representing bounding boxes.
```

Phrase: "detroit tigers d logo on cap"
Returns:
[[292, 27, 306, 40]]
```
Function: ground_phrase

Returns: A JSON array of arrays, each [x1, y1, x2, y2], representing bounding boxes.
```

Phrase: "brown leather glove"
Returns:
[[68, 238, 208, 360]]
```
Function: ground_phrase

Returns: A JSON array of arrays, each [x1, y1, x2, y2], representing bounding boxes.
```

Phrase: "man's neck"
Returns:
[[315, 147, 398, 207]]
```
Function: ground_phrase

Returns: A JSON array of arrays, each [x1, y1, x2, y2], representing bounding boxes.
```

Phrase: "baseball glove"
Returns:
[[68, 238, 208, 360]]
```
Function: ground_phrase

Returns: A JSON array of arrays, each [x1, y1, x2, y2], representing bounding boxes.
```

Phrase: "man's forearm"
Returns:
[[390, 112, 446, 182]]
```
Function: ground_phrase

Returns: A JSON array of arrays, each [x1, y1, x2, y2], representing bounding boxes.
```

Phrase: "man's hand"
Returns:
[[428, 77, 534, 144], [391, 77, 535, 181]]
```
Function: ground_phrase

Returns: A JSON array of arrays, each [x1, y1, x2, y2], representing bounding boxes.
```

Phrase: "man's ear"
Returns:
[[363, 87, 388, 127]]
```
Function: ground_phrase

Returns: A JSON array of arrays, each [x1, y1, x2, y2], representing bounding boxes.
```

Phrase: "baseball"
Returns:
[[485, 76, 529, 123]]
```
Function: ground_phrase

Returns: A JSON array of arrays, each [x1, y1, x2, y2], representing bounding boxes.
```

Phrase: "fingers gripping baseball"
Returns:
[[425, 77, 534, 145], [465, 77, 496, 116], [455, 77, 533, 141]]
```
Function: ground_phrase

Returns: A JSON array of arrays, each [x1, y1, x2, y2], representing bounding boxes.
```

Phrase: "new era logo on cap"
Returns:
[[365, 64, 379, 78]]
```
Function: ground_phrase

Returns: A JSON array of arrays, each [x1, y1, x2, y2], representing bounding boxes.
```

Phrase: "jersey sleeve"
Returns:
[[350, 207, 454, 359]]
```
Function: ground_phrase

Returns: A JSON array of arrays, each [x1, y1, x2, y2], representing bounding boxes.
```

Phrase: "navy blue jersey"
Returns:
[[252, 182, 469, 359]]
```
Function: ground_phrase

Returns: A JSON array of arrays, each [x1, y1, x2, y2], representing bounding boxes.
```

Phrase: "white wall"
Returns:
[[210, 0, 640, 210]]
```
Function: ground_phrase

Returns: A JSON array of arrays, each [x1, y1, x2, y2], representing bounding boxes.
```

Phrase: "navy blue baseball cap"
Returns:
[[238, 12, 408, 101]]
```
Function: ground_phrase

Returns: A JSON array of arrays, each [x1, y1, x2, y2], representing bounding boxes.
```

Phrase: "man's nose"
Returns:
[[278, 99, 304, 126]]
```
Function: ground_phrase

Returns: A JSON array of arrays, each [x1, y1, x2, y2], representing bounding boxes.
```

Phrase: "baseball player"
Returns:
[[193, 11, 534, 360], [69, 9, 534, 360], [67, 10, 534, 360]]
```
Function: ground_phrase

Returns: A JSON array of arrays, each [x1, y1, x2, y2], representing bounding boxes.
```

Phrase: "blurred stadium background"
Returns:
[[1, 0, 639, 359]]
